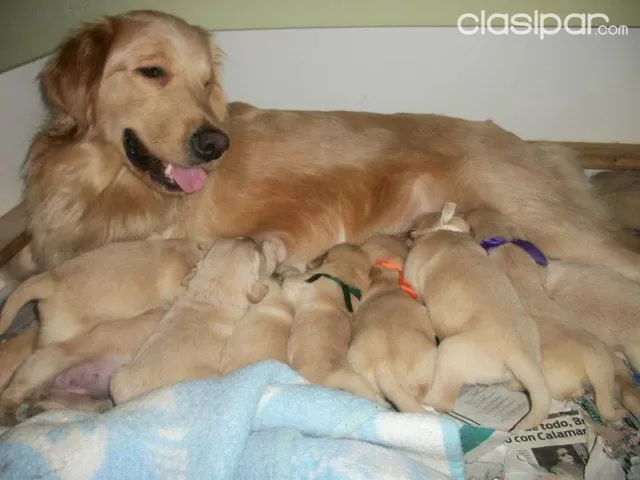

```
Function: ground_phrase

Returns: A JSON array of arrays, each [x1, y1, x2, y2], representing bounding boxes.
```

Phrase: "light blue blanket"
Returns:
[[0, 361, 464, 479]]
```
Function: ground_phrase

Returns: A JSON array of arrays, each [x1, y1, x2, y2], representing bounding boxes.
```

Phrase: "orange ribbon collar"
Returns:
[[374, 259, 420, 301]]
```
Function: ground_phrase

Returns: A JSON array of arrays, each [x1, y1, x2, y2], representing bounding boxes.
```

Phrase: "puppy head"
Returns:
[[411, 203, 470, 238], [360, 235, 410, 264], [309, 244, 371, 274], [466, 208, 521, 243], [41, 10, 229, 196]]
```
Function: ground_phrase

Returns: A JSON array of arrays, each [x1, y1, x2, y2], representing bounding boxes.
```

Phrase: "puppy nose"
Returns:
[[190, 125, 230, 163]]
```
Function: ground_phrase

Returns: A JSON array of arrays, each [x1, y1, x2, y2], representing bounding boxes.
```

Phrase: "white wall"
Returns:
[[0, 57, 47, 216], [1, 27, 639, 215]]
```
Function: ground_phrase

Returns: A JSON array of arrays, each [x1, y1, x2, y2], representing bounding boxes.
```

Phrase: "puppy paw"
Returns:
[[601, 407, 630, 423], [423, 393, 456, 413], [15, 401, 46, 423]]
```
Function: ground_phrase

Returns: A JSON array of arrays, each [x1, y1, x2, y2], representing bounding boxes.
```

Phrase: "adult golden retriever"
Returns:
[[21, 10, 640, 277]]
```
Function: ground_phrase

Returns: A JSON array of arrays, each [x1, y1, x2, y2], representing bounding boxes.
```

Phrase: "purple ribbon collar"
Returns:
[[480, 236, 548, 267]]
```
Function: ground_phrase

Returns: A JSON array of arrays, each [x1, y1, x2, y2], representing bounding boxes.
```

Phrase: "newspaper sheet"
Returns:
[[450, 381, 640, 480]]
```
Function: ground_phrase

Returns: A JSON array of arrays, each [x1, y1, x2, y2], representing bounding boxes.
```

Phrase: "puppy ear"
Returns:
[[247, 281, 269, 304], [274, 264, 302, 283], [259, 241, 275, 277], [41, 18, 117, 134], [440, 202, 457, 225], [307, 251, 328, 271], [260, 238, 286, 276], [451, 217, 471, 234]]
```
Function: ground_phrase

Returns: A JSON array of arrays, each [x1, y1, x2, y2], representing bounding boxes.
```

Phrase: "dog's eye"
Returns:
[[136, 66, 166, 80]]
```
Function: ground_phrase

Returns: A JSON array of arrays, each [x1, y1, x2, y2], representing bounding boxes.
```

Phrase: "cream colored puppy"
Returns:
[[467, 209, 628, 421], [0, 309, 164, 425], [221, 277, 294, 374], [348, 235, 436, 412], [404, 203, 550, 430], [544, 260, 640, 373], [284, 243, 377, 399], [110, 238, 278, 404], [0, 240, 205, 347]]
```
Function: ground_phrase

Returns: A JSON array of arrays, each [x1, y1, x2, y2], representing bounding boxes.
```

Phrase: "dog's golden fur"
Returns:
[[0, 240, 204, 347], [284, 244, 377, 399], [347, 235, 436, 412], [0, 309, 164, 424], [4, 10, 640, 422], [544, 261, 640, 373], [591, 171, 640, 230], [466, 209, 629, 421], [405, 205, 550, 430], [109, 238, 277, 404], [221, 277, 294, 375], [22, 10, 640, 283]]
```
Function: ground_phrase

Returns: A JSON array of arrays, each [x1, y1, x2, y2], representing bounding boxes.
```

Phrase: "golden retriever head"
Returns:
[[41, 10, 229, 195]]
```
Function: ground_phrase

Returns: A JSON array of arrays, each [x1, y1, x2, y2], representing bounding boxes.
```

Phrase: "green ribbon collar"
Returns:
[[305, 273, 362, 313]]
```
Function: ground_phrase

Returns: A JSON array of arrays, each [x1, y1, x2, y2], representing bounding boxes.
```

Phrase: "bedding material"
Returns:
[[0, 360, 464, 480]]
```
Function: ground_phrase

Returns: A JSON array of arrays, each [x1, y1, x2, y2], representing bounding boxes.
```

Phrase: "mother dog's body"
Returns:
[[23, 10, 640, 280]]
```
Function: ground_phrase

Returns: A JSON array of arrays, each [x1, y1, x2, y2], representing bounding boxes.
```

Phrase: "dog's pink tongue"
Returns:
[[170, 166, 207, 193]]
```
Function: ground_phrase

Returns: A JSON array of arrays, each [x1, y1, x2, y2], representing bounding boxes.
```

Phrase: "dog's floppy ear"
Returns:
[[41, 17, 117, 134], [247, 281, 270, 304], [197, 30, 228, 125], [439, 202, 457, 226]]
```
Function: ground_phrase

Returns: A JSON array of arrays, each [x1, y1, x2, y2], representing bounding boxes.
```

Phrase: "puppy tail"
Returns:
[[324, 366, 379, 402], [507, 349, 552, 431], [0, 273, 54, 334], [375, 364, 425, 413]]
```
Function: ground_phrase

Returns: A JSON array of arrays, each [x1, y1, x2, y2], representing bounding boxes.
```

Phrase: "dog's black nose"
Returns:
[[190, 125, 230, 163]]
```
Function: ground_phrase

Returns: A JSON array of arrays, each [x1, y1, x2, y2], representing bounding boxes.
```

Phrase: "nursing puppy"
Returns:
[[0, 309, 164, 425], [110, 238, 277, 404], [467, 209, 628, 421], [284, 243, 377, 399], [348, 235, 436, 412], [0, 240, 205, 347], [404, 204, 550, 430], [221, 277, 294, 374], [544, 261, 640, 374]]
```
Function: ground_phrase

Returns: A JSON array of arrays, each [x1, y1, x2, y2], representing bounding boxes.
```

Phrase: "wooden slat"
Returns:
[[0, 203, 29, 269], [529, 141, 640, 170]]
